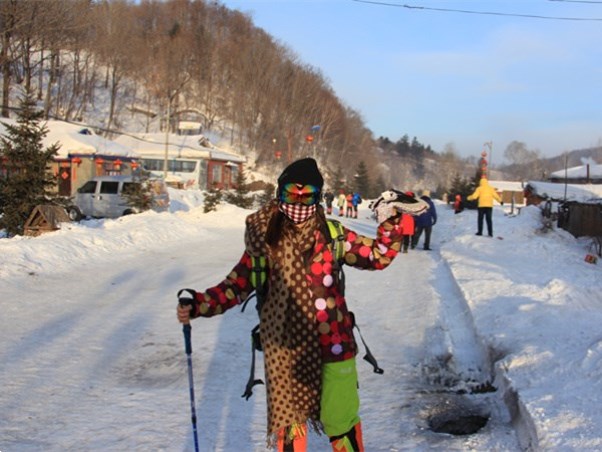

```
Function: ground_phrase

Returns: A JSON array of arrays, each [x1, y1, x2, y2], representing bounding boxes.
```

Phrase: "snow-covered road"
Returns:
[[1, 199, 523, 451]]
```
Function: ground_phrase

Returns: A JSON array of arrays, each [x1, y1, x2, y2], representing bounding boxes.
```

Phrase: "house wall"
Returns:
[[51, 156, 137, 197], [206, 161, 242, 190], [501, 190, 525, 205]]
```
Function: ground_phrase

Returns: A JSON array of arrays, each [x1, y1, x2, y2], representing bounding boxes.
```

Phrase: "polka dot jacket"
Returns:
[[190, 201, 404, 364]]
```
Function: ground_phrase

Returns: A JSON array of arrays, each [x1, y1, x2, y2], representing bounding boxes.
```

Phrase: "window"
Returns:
[[79, 180, 97, 193], [142, 159, 163, 171], [230, 165, 239, 182], [99, 181, 119, 194], [141, 158, 198, 173], [212, 165, 222, 183], [171, 160, 196, 173]]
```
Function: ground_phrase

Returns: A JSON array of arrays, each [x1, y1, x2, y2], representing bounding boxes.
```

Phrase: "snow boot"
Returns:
[[330, 422, 364, 452]]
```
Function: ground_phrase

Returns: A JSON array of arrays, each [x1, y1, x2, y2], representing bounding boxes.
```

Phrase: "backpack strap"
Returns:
[[326, 219, 345, 263], [349, 313, 384, 374], [241, 324, 265, 400], [326, 219, 346, 296], [241, 255, 269, 399]]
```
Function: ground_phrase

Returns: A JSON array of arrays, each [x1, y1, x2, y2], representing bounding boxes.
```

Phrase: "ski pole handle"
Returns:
[[177, 288, 198, 324], [178, 288, 198, 355], [183, 323, 192, 355]]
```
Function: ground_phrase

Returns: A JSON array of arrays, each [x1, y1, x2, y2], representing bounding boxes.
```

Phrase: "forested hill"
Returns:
[[1, 0, 590, 196]]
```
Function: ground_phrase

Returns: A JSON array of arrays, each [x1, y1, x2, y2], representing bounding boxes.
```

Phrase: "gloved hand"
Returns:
[[177, 288, 199, 324], [371, 189, 429, 223]]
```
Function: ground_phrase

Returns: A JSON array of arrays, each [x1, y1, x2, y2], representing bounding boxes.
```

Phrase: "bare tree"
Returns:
[[504, 140, 544, 180], [0, 0, 22, 117]]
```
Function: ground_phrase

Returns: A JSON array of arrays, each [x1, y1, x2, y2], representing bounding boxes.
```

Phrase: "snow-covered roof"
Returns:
[[114, 133, 245, 163], [114, 133, 211, 159], [487, 180, 525, 192], [0, 119, 137, 158], [525, 180, 602, 202], [210, 148, 246, 163], [549, 163, 602, 180]]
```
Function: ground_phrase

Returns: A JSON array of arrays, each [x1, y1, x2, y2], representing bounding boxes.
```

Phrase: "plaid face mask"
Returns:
[[279, 202, 317, 224]]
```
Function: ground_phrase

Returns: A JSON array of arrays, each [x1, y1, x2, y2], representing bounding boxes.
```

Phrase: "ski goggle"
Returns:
[[279, 183, 321, 206]]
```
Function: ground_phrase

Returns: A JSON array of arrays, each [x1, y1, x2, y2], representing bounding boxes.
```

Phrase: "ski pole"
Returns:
[[179, 292, 199, 452]]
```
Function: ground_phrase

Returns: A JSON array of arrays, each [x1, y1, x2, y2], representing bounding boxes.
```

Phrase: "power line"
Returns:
[[351, 0, 602, 21], [549, 0, 602, 4]]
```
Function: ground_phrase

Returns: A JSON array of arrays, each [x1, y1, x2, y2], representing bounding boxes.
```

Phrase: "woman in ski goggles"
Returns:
[[279, 183, 321, 206]]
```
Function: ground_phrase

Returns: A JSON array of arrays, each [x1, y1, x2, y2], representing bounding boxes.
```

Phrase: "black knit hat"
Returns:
[[277, 157, 324, 193]]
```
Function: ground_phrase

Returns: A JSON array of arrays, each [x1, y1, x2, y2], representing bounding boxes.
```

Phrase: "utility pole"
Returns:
[[163, 90, 178, 179], [163, 97, 171, 179]]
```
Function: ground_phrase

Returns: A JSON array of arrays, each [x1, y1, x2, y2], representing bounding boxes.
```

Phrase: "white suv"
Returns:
[[67, 175, 169, 220]]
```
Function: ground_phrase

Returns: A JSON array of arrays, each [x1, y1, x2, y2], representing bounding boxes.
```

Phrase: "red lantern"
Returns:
[[305, 135, 314, 143], [95, 157, 104, 165], [131, 161, 139, 170], [275, 151, 282, 159], [114, 158, 123, 168], [71, 156, 82, 165]]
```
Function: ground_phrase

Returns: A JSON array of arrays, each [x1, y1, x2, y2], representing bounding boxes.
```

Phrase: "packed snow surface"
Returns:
[[1, 191, 601, 451]]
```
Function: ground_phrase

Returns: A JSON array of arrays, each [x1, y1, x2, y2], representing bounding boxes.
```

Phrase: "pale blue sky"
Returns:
[[219, 0, 602, 162]]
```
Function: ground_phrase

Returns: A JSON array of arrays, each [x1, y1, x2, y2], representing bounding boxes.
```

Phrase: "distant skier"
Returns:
[[412, 190, 437, 250], [467, 178, 502, 237], [351, 192, 362, 219], [323, 190, 335, 215], [345, 193, 354, 218], [400, 192, 417, 253], [453, 194, 463, 214], [336, 190, 346, 217]]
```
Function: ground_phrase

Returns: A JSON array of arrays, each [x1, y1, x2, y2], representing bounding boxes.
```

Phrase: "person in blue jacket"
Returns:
[[411, 190, 437, 250], [351, 192, 362, 219]]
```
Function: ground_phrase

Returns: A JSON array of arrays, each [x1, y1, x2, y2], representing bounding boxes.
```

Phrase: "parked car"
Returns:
[[67, 175, 169, 221]]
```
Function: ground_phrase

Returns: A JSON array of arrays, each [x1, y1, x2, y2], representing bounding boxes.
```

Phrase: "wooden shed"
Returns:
[[24, 205, 71, 237], [557, 201, 602, 238]]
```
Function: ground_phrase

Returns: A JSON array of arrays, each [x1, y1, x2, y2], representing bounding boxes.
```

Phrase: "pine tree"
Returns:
[[332, 167, 345, 194], [225, 167, 253, 209], [448, 174, 466, 199], [372, 175, 387, 198], [122, 170, 154, 212], [0, 90, 60, 236], [203, 184, 223, 213], [257, 182, 275, 207], [353, 160, 370, 197]]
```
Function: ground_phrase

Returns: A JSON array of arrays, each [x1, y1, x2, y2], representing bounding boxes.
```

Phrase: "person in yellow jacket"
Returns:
[[467, 177, 502, 237]]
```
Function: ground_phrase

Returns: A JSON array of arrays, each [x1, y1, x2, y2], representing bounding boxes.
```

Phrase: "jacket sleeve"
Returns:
[[431, 201, 438, 224], [467, 188, 479, 201], [191, 251, 255, 318], [492, 189, 502, 203], [341, 214, 404, 270]]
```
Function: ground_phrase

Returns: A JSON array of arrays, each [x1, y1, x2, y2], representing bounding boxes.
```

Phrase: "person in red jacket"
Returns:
[[400, 192, 416, 253], [453, 194, 463, 214], [400, 213, 414, 253], [177, 158, 415, 452]]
